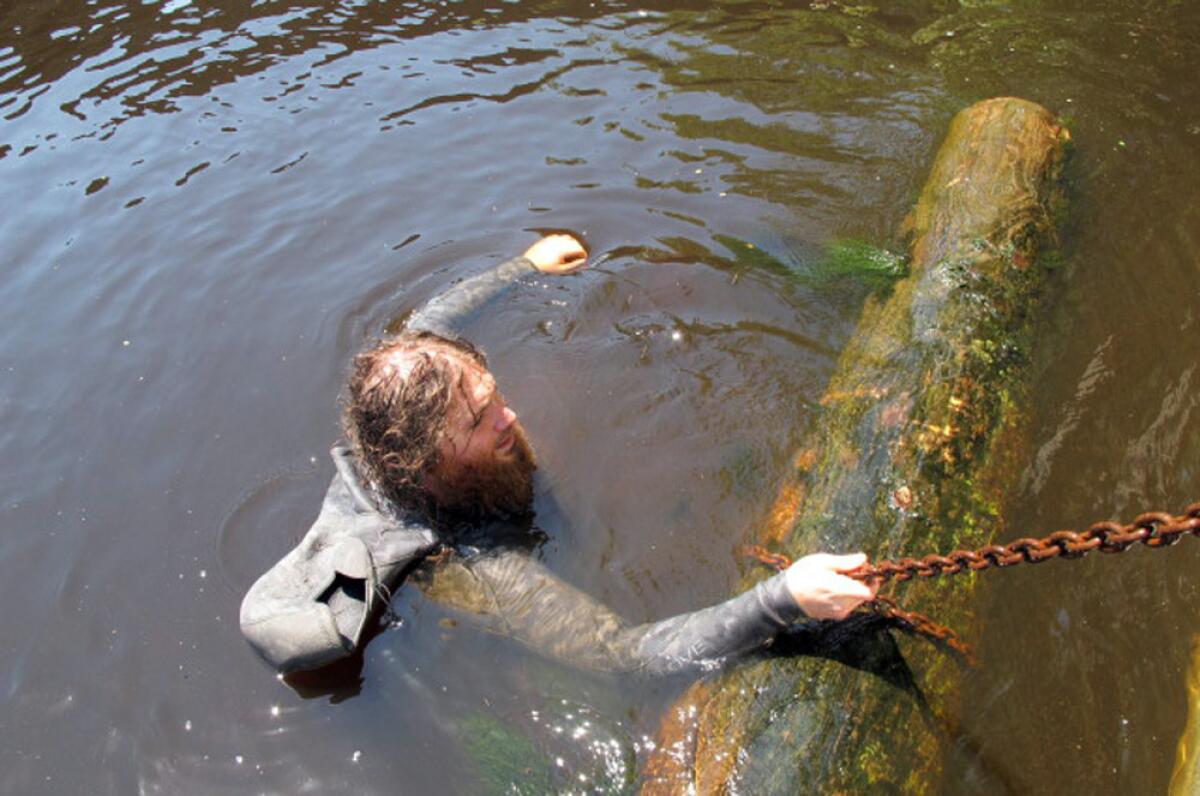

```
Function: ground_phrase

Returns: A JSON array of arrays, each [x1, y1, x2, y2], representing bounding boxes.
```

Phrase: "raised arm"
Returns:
[[415, 548, 875, 675], [408, 234, 587, 338]]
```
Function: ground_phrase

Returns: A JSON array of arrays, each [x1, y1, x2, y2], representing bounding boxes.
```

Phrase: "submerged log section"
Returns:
[[1171, 639, 1200, 793], [643, 98, 1069, 794]]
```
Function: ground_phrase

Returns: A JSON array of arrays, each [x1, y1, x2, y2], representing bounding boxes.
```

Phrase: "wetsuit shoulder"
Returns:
[[239, 446, 438, 673]]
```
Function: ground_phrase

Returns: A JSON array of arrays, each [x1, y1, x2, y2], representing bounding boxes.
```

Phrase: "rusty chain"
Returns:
[[739, 502, 1200, 666], [845, 501, 1200, 584], [871, 595, 977, 666]]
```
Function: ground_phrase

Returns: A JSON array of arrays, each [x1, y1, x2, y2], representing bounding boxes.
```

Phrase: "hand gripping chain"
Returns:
[[738, 545, 978, 666], [740, 503, 1200, 666]]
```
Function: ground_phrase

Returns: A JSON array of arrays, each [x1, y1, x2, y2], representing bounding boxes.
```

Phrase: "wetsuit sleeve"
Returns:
[[415, 550, 807, 675], [407, 256, 538, 338]]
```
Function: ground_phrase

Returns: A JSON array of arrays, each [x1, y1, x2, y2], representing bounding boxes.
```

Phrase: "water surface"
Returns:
[[2, 1, 1199, 793]]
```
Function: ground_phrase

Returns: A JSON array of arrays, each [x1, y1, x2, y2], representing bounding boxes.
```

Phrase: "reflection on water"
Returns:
[[2, 0, 1199, 793], [458, 696, 639, 793]]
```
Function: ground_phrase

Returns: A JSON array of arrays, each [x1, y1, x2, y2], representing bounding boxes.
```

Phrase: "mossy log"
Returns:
[[641, 98, 1069, 794], [1170, 638, 1200, 795]]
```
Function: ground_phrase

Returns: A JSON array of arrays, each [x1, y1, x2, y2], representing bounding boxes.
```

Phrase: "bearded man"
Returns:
[[240, 234, 877, 675]]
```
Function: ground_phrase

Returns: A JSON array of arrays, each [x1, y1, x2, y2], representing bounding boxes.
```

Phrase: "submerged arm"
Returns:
[[415, 549, 808, 675]]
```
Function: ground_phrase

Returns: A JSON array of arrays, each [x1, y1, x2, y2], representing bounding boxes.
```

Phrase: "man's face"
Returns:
[[424, 355, 536, 519]]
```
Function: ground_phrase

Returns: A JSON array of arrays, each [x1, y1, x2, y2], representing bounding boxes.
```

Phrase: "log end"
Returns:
[[910, 97, 1068, 269]]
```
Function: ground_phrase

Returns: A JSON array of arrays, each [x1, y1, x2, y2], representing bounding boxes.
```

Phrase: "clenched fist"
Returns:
[[522, 234, 588, 274]]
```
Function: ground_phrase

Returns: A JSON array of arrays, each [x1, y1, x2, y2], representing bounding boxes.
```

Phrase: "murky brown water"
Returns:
[[2, 1, 1198, 793]]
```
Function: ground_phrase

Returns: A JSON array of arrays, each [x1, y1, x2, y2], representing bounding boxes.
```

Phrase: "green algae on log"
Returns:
[[1170, 637, 1200, 795], [641, 97, 1069, 795]]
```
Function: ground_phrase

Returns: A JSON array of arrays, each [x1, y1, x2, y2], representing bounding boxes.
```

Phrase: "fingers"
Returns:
[[835, 551, 880, 598], [795, 551, 867, 572], [556, 241, 587, 268], [786, 551, 878, 620], [824, 578, 874, 620], [830, 552, 878, 599], [541, 233, 582, 257], [836, 576, 874, 600], [831, 552, 868, 571]]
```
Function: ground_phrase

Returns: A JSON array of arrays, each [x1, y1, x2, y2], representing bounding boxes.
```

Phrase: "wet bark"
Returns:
[[641, 97, 1069, 794], [1170, 638, 1200, 795]]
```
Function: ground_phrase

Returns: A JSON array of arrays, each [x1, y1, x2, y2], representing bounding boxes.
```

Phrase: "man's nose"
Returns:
[[496, 406, 517, 431]]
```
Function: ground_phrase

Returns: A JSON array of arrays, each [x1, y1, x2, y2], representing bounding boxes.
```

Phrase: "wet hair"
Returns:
[[342, 330, 486, 513]]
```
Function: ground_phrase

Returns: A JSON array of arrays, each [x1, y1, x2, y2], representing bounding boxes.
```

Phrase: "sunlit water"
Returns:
[[2, 1, 1199, 793]]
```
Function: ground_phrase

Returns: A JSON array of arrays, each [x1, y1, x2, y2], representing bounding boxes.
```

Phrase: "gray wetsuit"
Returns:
[[239, 256, 806, 675]]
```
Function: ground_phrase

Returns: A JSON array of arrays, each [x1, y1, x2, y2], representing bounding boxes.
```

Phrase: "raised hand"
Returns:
[[522, 234, 588, 274]]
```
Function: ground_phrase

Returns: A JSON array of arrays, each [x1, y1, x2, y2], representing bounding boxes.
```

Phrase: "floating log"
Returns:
[[642, 97, 1069, 794]]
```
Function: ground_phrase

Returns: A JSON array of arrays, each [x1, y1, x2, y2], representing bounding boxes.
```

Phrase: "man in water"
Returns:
[[240, 234, 877, 675]]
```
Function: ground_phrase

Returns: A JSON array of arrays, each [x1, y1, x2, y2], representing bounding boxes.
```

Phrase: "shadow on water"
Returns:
[[768, 618, 1026, 794], [284, 649, 368, 703]]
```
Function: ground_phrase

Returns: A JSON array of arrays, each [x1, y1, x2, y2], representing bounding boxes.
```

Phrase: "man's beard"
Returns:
[[432, 425, 536, 523]]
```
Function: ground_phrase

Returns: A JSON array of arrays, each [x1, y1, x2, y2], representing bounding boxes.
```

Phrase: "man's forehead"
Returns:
[[453, 358, 496, 413]]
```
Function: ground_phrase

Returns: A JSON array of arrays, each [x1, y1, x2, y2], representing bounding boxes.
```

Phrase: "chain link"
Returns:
[[739, 502, 1200, 666], [871, 595, 977, 666]]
